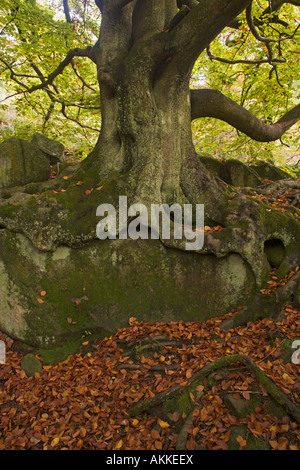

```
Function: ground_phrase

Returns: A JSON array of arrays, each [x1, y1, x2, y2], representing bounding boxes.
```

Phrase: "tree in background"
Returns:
[[0, 0, 100, 155]]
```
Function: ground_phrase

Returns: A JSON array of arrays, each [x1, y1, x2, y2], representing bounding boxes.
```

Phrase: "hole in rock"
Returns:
[[264, 239, 285, 269]]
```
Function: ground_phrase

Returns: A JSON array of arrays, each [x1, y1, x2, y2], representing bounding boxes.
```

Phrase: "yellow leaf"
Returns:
[[51, 437, 60, 447], [157, 419, 170, 429], [282, 373, 294, 384], [115, 439, 123, 449], [132, 419, 139, 426]]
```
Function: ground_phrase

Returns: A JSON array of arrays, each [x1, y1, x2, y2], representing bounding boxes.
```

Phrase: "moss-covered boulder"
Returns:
[[250, 161, 293, 181], [20, 353, 42, 377], [0, 230, 255, 361], [31, 133, 65, 165], [227, 424, 270, 450], [225, 159, 262, 188], [198, 154, 263, 188], [0, 137, 50, 189], [198, 153, 231, 184]]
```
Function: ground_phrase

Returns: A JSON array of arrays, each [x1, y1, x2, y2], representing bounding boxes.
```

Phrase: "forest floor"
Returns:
[[0, 300, 299, 451]]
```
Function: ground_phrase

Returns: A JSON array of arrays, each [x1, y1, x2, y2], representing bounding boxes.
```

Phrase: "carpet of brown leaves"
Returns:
[[0, 303, 299, 450]]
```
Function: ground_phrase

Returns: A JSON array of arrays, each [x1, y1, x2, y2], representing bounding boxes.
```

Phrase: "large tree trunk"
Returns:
[[80, 1, 236, 226]]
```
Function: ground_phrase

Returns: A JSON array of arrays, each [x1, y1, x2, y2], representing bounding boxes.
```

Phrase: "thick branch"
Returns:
[[190, 88, 300, 142], [168, 0, 252, 70], [132, 0, 170, 42]]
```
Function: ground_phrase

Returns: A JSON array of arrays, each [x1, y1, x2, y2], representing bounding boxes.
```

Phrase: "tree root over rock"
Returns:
[[128, 354, 300, 450]]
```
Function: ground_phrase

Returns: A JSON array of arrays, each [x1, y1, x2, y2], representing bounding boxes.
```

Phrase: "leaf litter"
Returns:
[[0, 301, 299, 450]]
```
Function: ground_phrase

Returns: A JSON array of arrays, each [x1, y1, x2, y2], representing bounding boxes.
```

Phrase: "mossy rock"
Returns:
[[223, 393, 262, 418], [24, 182, 41, 195], [31, 133, 65, 165], [20, 353, 42, 377], [0, 230, 255, 360], [264, 239, 285, 269], [225, 159, 262, 188], [198, 155, 263, 188], [198, 153, 230, 184], [228, 424, 270, 450], [0, 137, 50, 189], [250, 161, 293, 181]]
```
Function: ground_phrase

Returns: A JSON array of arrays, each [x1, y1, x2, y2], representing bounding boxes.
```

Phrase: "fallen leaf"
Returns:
[[150, 430, 160, 440], [154, 440, 162, 450], [115, 439, 123, 449], [242, 391, 250, 400], [236, 435, 247, 448], [51, 437, 60, 447], [157, 419, 170, 429]]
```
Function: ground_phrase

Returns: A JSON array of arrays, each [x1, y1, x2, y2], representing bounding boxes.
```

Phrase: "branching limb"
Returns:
[[70, 60, 97, 92], [24, 46, 94, 94], [246, 3, 299, 43], [206, 44, 285, 66], [190, 88, 300, 142], [60, 101, 100, 132], [167, 0, 252, 70]]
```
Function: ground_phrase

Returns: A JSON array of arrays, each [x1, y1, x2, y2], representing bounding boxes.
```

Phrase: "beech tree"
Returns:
[[0, 0, 299, 350]]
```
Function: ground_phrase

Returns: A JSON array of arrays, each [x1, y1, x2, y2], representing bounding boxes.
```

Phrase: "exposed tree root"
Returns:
[[220, 272, 300, 330], [256, 179, 300, 195], [175, 410, 197, 450], [128, 354, 300, 425]]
